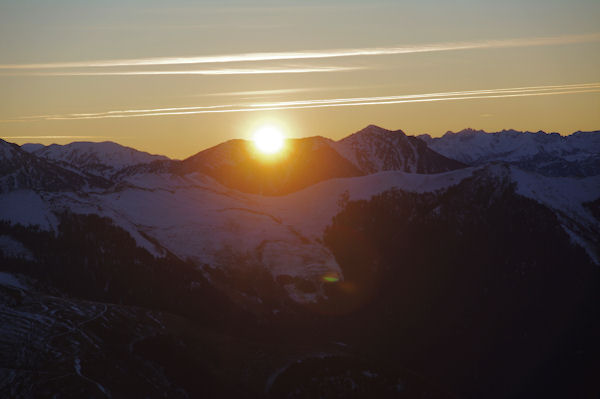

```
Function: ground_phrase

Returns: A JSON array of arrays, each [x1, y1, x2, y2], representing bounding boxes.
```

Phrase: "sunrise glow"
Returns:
[[252, 125, 285, 154]]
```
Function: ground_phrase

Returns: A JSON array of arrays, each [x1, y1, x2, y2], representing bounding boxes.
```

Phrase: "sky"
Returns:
[[0, 0, 599, 159]]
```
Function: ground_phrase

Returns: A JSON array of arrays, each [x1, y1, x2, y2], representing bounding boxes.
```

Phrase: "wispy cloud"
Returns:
[[6, 83, 598, 122], [246, 83, 600, 108], [0, 33, 598, 70], [0, 66, 359, 77], [201, 85, 382, 98], [204, 88, 325, 97], [1, 135, 112, 139]]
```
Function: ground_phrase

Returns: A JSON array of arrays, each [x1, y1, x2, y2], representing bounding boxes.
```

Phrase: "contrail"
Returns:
[[8, 82, 598, 122], [1, 135, 112, 139], [204, 88, 325, 97], [248, 83, 600, 107], [201, 85, 381, 97], [0, 33, 598, 70], [58, 88, 597, 120], [0, 66, 360, 77]]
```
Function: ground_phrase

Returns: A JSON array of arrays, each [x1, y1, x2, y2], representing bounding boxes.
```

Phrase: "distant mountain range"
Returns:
[[419, 128, 600, 177], [1, 125, 599, 398], [23, 141, 168, 179], [0, 140, 109, 193]]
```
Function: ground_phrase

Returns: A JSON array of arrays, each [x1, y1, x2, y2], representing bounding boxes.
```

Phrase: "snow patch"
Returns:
[[0, 235, 34, 260], [0, 190, 58, 230], [0, 272, 26, 289]]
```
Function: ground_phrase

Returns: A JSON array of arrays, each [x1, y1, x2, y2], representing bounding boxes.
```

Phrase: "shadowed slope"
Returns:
[[178, 126, 466, 195], [178, 136, 363, 195]]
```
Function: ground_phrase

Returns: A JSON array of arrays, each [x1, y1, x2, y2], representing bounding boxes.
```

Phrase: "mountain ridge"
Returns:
[[27, 140, 168, 179], [419, 127, 600, 176], [10, 124, 600, 194], [175, 125, 466, 195], [0, 139, 110, 193]]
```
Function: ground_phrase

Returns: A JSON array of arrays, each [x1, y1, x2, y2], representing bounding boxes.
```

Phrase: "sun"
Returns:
[[252, 125, 285, 154]]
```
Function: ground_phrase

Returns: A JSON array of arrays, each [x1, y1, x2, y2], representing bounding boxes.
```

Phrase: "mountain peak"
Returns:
[[364, 124, 387, 131], [444, 128, 487, 137], [353, 124, 406, 137], [333, 125, 464, 174], [178, 135, 361, 195]]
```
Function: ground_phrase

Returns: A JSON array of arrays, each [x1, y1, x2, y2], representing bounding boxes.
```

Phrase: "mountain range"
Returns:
[[420, 128, 600, 177], [1, 125, 599, 398]]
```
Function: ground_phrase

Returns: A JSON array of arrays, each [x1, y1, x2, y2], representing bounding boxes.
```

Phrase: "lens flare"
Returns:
[[322, 273, 340, 283]]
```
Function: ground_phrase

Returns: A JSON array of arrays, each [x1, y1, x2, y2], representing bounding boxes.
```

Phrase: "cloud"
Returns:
[[7, 82, 598, 122], [0, 66, 360, 77], [247, 83, 600, 107], [201, 85, 382, 98], [204, 88, 324, 97], [1, 135, 112, 139], [0, 33, 598, 70]]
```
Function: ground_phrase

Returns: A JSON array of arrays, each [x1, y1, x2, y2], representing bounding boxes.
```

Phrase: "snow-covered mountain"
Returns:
[[0, 139, 108, 193], [28, 141, 168, 178], [420, 128, 600, 176], [334, 125, 465, 174]]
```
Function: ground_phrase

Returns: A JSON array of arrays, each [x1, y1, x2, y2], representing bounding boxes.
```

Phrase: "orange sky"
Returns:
[[1, 1, 599, 159]]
